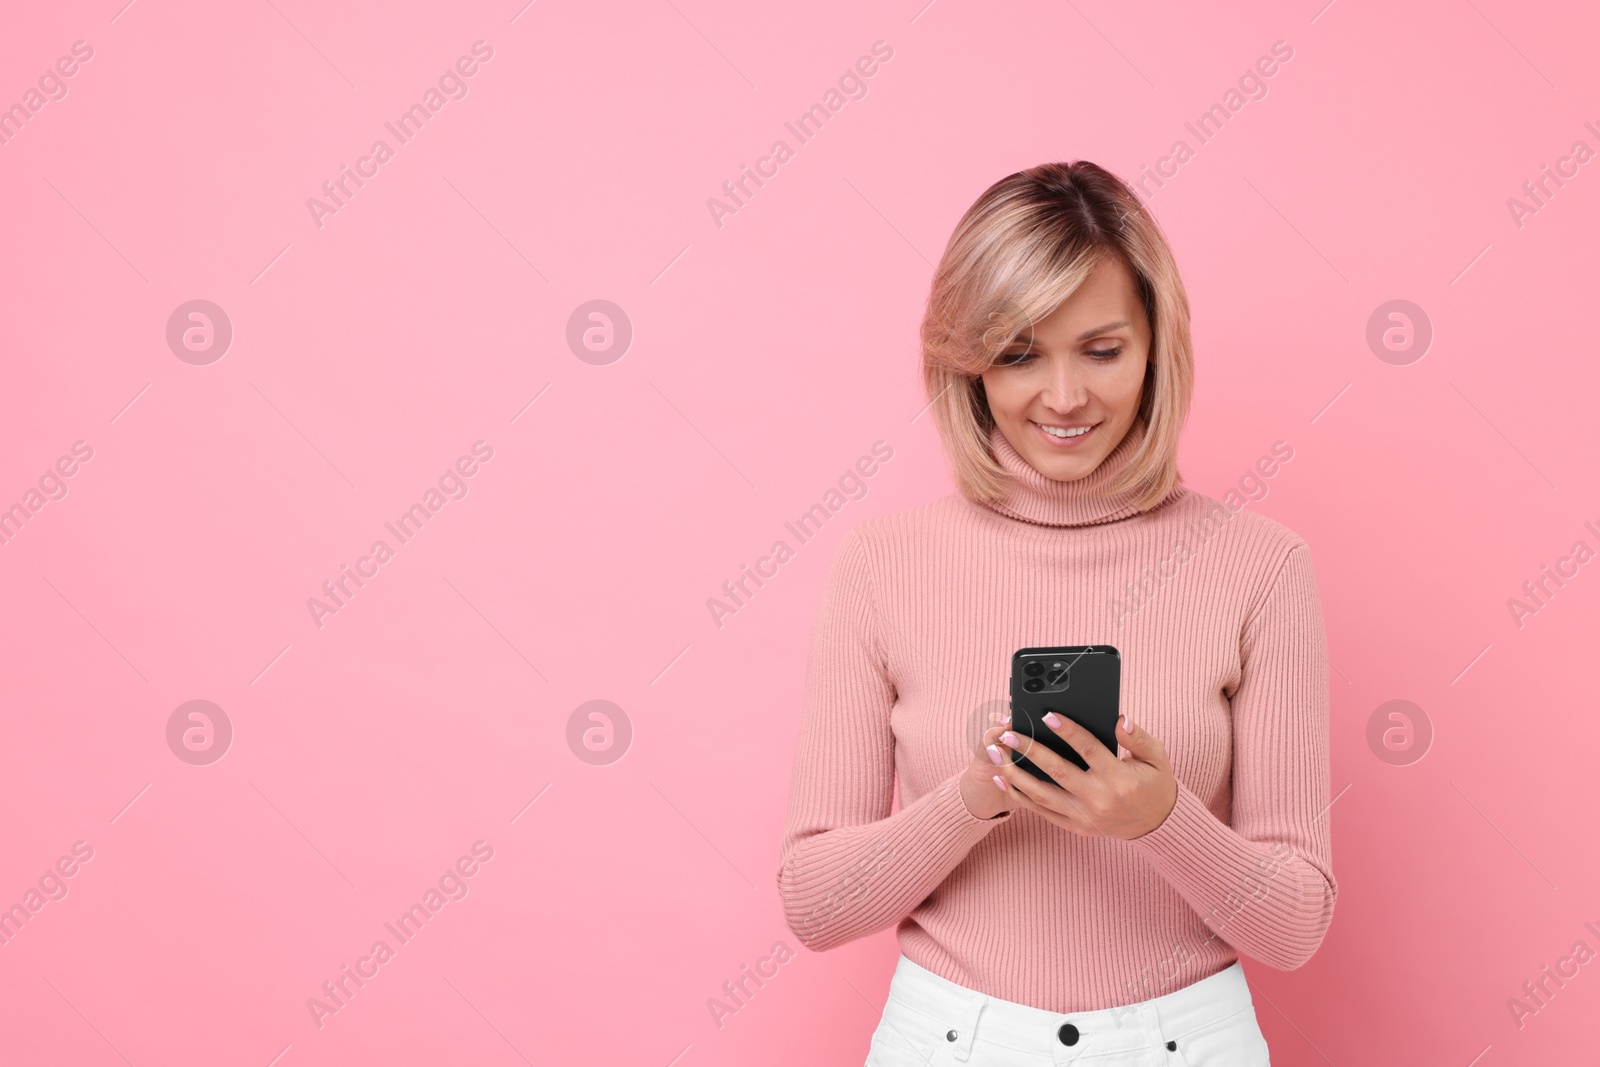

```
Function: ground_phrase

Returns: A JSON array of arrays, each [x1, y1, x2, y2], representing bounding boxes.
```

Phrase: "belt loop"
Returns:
[[1108, 1002, 1142, 1031], [1146, 996, 1176, 1050], [948, 988, 985, 1062]]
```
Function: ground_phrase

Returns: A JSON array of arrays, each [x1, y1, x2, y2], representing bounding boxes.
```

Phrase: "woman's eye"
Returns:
[[1088, 346, 1123, 361], [998, 350, 1033, 366]]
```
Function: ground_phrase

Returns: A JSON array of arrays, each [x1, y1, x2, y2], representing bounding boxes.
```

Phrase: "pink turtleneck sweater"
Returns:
[[776, 419, 1337, 1012]]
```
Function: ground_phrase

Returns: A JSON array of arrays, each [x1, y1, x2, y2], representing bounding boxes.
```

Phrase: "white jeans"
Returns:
[[864, 956, 1271, 1066]]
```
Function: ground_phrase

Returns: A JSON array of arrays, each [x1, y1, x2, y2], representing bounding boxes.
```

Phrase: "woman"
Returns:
[[776, 161, 1336, 1066]]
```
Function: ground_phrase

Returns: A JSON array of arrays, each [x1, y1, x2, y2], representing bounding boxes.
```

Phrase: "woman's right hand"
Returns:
[[959, 713, 1021, 820]]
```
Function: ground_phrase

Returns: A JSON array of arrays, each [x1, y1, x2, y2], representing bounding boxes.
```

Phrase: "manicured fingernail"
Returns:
[[1121, 715, 1134, 733], [986, 744, 1005, 765], [993, 775, 1010, 792], [1000, 731, 1021, 748], [1043, 712, 1062, 729]]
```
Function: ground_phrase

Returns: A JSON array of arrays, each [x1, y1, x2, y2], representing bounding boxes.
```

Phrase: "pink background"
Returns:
[[3, 0, 1598, 1063]]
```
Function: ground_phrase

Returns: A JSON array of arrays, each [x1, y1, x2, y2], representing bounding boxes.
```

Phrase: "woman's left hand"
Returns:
[[988, 713, 1178, 840]]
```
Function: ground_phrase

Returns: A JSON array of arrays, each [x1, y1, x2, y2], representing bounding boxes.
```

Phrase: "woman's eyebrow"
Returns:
[[1011, 320, 1131, 347], [1075, 320, 1130, 341]]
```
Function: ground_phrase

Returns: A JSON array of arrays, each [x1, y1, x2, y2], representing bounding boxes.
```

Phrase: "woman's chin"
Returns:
[[1017, 442, 1102, 482]]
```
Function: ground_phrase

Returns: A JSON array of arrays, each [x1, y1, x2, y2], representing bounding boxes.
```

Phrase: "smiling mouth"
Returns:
[[1031, 419, 1098, 442]]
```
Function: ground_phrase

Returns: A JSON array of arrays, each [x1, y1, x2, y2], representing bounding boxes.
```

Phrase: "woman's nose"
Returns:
[[1043, 362, 1087, 410]]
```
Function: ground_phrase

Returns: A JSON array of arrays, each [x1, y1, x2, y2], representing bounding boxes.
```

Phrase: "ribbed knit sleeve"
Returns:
[[777, 528, 1008, 951], [1127, 542, 1338, 970]]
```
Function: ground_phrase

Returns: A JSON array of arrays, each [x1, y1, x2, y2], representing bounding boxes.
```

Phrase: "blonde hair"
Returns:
[[920, 161, 1193, 509]]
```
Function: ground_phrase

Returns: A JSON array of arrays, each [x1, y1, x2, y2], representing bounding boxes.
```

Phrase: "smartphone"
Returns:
[[1007, 645, 1122, 787]]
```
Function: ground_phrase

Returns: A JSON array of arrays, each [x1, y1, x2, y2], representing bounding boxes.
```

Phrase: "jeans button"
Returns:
[[946, 1030, 958, 1042], [1057, 1022, 1079, 1045]]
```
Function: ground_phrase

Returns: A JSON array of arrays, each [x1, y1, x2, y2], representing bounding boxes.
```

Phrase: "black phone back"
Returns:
[[1008, 645, 1121, 786]]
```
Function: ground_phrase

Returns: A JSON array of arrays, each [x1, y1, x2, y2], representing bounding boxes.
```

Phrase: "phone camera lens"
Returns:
[[1023, 678, 1043, 692], [1024, 662, 1044, 677]]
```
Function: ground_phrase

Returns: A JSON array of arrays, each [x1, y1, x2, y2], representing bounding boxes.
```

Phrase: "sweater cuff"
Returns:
[[933, 772, 1014, 831], [1127, 778, 1217, 859]]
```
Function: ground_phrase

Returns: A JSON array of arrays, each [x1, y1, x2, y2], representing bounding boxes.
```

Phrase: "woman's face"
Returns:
[[979, 255, 1151, 484]]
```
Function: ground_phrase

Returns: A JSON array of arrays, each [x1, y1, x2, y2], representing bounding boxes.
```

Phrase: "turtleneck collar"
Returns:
[[974, 417, 1174, 528]]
